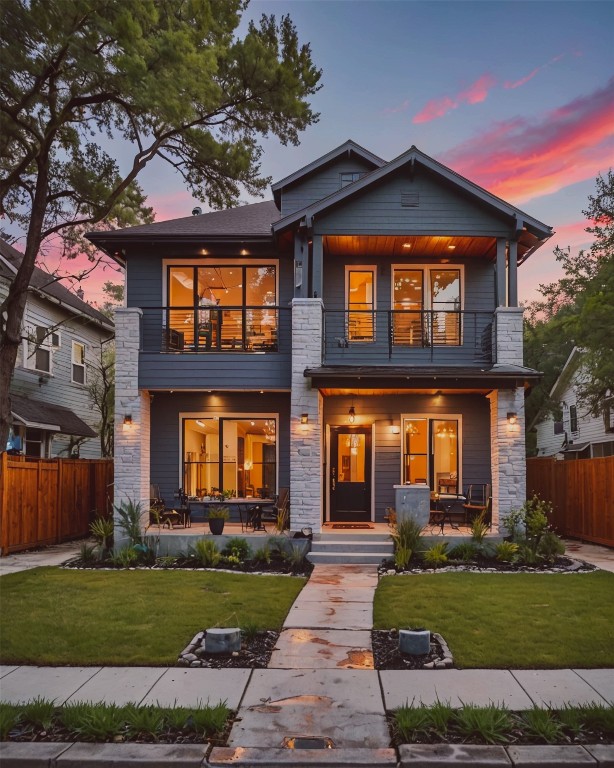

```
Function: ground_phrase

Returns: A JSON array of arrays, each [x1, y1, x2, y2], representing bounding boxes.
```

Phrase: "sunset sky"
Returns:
[[15, 0, 614, 307]]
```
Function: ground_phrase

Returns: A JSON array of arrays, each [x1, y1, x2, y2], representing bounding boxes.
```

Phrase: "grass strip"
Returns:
[[0, 698, 230, 742], [0, 568, 305, 665], [393, 702, 614, 745], [374, 571, 614, 668]]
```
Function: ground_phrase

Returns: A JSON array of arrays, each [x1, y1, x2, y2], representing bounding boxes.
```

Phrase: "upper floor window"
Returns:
[[167, 264, 277, 352], [72, 341, 86, 384], [393, 267, 462, 346], [340, 171, 366, 188], [23, 325, 59, 374], [346, 267, 376, 342], [569, 404, 578, 434]]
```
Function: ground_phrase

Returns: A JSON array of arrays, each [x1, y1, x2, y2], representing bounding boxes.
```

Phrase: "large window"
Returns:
[[182, 416, 277, 498], [393, 267, 461, 346], [402, 416, 460, 492], [346, 267, 376, 342], [167, 264, 277, 352]]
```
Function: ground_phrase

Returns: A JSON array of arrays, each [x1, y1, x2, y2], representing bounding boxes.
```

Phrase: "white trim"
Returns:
[[71, 340, 87, 385], [162, 258, 280, 314], [345, 264, 377, 342], [400, 412, 463, 490]]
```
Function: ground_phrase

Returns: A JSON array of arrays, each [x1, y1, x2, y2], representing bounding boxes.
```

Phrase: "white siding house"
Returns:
[[0, 240, 115, 458], [535, 347, 614, 459]]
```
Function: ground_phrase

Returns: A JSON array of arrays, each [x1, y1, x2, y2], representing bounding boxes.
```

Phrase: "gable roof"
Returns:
[[272, 144, 553, 261], [271, 139, 385, 208], [549, 347, 584, 401], [86, 200, 280, 261], [0, 240, 114, 331], [11, 393, 97, 437]]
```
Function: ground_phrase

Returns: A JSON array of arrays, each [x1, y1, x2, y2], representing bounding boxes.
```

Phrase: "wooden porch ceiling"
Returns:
[[324, 234, 497, 260], [319, 387, 491, 396]]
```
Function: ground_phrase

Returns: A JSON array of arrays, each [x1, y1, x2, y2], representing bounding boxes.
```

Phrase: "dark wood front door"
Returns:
[[329, 427, 372, 522]]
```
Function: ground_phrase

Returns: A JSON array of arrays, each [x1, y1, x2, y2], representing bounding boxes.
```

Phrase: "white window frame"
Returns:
[[23, 325, 54, 374], [345, 265, 377, 342], [71, 340, 87, 385], [400, 413, 463, 490], [392, 264, 465, 345]]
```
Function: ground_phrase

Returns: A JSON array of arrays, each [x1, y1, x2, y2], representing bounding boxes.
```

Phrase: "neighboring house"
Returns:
[[0, 239, 115, 458], [534, 347, 614, 459], [88, 140, 552, 531]]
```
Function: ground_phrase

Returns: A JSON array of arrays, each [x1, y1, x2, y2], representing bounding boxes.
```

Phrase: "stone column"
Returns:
[[494, 307, 524, 366], [290, 298, 324, 531], [114, 307, 150, 519], [488, 387, 526, 532]]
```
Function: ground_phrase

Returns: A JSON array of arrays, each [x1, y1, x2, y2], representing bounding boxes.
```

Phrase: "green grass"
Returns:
[[374, 572, 614, 668], [0, 568, 305, 665]]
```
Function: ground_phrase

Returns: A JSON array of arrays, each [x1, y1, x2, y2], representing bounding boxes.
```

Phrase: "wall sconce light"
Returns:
[[300, 413, 309, 425], [507, 412, 518, 425], [123, 414, 133, 426], [390, 424, 401, 434], [348, 406, 356, 424]]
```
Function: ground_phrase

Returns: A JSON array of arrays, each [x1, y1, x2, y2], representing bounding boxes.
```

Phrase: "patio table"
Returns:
[[429, 492, 467, 534]]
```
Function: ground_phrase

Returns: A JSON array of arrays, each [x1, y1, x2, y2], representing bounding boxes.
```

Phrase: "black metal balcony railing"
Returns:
[[323, 309, 494, 364], [139, 305, 290, 354]]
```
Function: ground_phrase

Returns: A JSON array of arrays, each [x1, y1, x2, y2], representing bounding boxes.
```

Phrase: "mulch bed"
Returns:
[[372, 630, 451, 670], [179, 630, 279, 669], [379, 555, 596, 575], [63, 557, 313, 577]]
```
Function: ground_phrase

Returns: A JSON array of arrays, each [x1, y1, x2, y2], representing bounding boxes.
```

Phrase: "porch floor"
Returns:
[[155, 521, 489, 537]]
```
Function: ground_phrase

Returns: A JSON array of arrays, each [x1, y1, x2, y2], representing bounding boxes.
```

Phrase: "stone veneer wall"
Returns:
[[290, 298, 324, 530], [114, 307, 150, 516], [488, 387, 526, 531], [494, 307, 524, 366]]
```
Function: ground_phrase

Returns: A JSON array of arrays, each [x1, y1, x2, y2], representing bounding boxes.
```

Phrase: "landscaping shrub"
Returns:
[[193, 539, 221, 568], [391, 517, 424, 556], [422, 542, 448, 568]]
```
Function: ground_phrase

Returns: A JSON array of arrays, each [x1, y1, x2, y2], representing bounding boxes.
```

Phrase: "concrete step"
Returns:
[[311, 539, 394, 554], [307, 551, 392, 565]]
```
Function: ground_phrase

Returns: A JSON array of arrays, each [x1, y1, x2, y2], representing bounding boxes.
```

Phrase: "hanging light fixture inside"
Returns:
[[348, 405, 356, 424]]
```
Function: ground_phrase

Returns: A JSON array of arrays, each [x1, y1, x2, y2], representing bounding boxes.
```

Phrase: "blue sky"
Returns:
[[143, 0, 614, 304], [25, 1, 614, 305]]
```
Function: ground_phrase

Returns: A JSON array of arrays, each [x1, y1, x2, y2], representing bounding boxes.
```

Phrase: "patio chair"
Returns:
[[463, 484, 491, 525], [261, 487, 289, 531]]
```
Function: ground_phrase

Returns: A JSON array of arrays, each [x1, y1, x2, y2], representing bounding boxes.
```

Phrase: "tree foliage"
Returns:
[[525, 171, 614, 448], [0, 0, 321, 450]]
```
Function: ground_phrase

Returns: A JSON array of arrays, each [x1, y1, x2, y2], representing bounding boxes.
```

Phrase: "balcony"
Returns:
[[323, 309, 494, 365], [139, 305, 290, 354]]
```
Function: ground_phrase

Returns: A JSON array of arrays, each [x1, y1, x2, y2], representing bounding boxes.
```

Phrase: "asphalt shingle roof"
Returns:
[[87, 200, 280, 240], [11, 393, 97, 437], [0, 240, 113, 329]]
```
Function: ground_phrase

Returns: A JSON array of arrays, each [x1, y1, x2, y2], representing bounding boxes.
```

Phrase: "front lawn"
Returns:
[[0, 568, 305, 665], [374, 572, 614, 668]]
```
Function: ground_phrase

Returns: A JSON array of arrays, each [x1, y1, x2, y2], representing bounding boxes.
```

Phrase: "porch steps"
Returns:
[[307, 533, 393, 565]]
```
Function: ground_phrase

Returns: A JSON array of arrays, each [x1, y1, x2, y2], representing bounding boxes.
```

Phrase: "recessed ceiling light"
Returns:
[[402, 243, 412, 249], [447, 245, 456, 250]]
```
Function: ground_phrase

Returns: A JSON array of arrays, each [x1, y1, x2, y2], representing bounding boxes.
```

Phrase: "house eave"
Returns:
[[304, 365, 540, 391]]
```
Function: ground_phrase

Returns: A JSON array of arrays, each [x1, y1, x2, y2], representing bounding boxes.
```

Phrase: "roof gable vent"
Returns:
[[401, 191, 419, 208]]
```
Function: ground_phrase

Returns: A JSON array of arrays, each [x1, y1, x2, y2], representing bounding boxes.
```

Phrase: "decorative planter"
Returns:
[[208, 518, 225, 535], [399, 628, 431, 656]]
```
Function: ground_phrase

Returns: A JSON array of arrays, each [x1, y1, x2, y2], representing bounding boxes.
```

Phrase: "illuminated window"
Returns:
[[346, 267, 375, 342]]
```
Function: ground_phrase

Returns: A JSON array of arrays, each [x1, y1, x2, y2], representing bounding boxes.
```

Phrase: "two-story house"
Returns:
[[534, 347, 614, 459], [88, 140, 552, 532], [0, 239, 114, 458]]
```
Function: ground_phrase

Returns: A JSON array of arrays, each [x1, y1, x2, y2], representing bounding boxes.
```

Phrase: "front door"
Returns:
[[329, 426, 372, 522]]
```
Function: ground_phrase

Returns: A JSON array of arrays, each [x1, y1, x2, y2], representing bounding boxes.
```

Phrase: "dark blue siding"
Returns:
[[314, 167, 511, 235], [323, 394, 491, 522], [150, 391, 290, 508]]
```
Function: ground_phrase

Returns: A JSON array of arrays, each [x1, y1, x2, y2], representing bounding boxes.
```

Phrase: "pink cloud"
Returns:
[[441, 77, 614, 204], [382, 99, 411, 116], [504, 54, 565, 89], [413, 74, 496, 123]]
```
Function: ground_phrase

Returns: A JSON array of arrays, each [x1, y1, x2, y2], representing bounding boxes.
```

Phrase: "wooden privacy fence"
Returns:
[[0, 454, 113, 555], [526, 456, 614, 547]]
